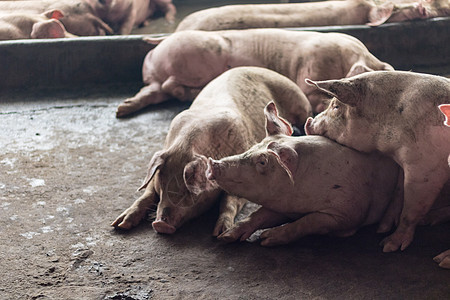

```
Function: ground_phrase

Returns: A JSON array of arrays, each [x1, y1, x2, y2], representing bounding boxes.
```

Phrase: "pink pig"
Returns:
[[176, 0, 446, 32], [116, 28, 392, 117], [112, 67, 312, 235], [203, 102, 400, 246], [0, 0, 113, 36], [0, 10, 76, 40], [304, 71, 450, 254]]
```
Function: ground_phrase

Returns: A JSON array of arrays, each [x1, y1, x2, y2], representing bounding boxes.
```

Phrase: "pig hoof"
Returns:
[[212, 216, 234, 237], [111, 207, 146, 229], [259, 229, 287, 247], [152, 220, 176, 234], [380, 233, 413, 252], [434, 250, 450, 269], [116, 99, 142, 118]]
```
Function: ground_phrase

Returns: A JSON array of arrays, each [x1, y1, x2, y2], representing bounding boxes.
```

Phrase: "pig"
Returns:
[[111, 67, 312, 235], [304, 70, 450, 253], [175, 0, 447, 32], [201, 102, 400, 246], [92, 0, 176, 35], [116, 28, 393, 117], [434, 104, 450, 269], [0, 10, 76, 40], [0, 0, 113, 36]]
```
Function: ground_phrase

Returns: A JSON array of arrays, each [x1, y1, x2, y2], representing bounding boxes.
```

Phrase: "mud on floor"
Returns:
[[0, 87, 449, 299]]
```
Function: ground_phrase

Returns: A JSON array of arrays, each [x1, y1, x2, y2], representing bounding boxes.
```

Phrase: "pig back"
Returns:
[[287, 136, 399, 222]]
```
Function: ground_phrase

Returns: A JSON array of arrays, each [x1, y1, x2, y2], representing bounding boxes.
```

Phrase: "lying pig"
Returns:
[[116, 29, 392, 117], [112, 67, 312, 235], [202, 102, 399, 246], [0, 10, 76, 40], [93, 0, 176, 35], [0, 0, 113, 36], [434, 104, 450, 269], [175, 0, 445, 32], [304, 71, 450, 253]]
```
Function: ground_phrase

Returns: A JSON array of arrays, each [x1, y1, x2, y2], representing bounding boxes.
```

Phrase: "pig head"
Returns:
[[304, 71, 450, 252]]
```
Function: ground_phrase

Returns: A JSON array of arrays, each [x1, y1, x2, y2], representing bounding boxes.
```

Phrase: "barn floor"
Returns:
[[1, 0, 450, 299], [1, 86, 449, 299]]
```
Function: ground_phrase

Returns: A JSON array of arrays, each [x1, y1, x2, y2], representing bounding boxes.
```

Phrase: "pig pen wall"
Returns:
[[0, 17, 449, 96]]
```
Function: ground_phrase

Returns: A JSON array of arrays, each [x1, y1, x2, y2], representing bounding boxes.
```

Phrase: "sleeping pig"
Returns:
[[202, 102, 400, 246], [112, 67, 312, 235], [175, 0, 444, 32], [116, 28, 393, 117], [0, 10, 76, 40], [304, 71, 450, 253]]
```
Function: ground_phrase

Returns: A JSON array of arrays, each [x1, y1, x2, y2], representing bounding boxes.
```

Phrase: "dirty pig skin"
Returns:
[[176, 0, 444, 31], [112, 67, 312, 236], [305, 71, 450, 254], [115, 28, 392, 117], [202, 102, 399, 246]]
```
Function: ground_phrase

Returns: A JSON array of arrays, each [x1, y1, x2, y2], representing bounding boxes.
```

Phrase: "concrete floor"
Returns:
[[1, 0, 450, 299], [1, 86, 449, 299]]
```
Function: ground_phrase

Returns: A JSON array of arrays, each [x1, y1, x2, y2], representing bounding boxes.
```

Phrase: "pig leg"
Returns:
[[380, 169, 448, 252], [434, 250, 450, 269], [218, 207, 290, 243], [212, 194, 247, 236], [259, 212, 354, 247], [161, 76, 202, 101], [111, 181, 158, 229], [378, 170, 404, 233], [116, 83, 169, 118]]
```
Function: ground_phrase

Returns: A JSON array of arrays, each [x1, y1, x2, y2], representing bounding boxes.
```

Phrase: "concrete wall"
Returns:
[[0, 17, 448, 94]]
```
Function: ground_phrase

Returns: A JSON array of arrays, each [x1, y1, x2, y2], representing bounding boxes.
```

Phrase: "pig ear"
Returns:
[[366, 2, 394, 26], [267, 142, 297, 185], [143, 36, 168, 45], [345, 63, 374, 78], [264, 101, 293, 136], [438, 104, 450, 127], [138, 150, 165, 191], [183, 154, 217, 195], [305, 79, 359, 107], [43, 9, 64, 20], [31, 19, 66, 39]]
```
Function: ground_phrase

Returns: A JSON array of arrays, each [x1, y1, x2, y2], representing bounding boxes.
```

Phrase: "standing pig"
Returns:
[[304, 70, 450, 253], [116, 28, 393, 117], [175, 0, 443, 32], [0, 11, 76, 40], [202, 102, 399, 246], [112, 67, 312, 235]]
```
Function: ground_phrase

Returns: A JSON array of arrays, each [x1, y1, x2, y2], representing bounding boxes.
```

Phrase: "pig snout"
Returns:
[[152, 207, 177, 234], [206, 158, 222, 181]]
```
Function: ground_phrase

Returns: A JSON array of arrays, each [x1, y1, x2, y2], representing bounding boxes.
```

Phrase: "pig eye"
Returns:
[[256, 154, 268, 173]]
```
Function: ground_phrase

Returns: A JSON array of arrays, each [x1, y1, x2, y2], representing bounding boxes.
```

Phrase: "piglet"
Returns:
[[112, 67, 312, 236], [304, 71, 450, 253], [116, 28, 392, 117], [203, 102, 399, 246]]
